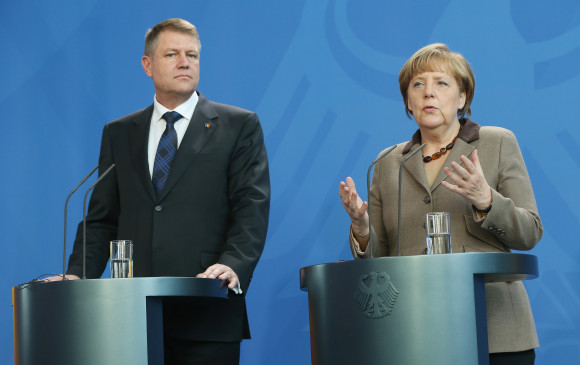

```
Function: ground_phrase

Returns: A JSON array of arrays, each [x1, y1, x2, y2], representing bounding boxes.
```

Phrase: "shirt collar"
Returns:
[[152, 92, 199, 124], [401, 117, 481, 154]]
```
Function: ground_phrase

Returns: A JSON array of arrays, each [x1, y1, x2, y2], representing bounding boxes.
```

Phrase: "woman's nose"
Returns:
[[424, 84, 434, 98]]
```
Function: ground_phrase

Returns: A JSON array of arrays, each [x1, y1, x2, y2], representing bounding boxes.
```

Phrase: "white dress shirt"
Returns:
[[147, 92, 199, 177]]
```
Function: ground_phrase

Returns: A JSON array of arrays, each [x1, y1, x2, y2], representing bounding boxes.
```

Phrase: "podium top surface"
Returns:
[[13, 276, 229, 300], [300, 253, 538, 290]]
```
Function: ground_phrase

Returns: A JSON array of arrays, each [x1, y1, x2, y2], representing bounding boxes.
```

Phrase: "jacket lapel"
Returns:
[[429, 139, 475, 192], [402, 144, 430, 193], [130, 106, 157, 201], [430, 118, 480, 192], [402, 118, 481, 193], [157, 93, 219, 200]]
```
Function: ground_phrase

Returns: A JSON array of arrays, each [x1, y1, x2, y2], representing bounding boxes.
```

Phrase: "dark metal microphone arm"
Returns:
[[397, 144, 426, 256]]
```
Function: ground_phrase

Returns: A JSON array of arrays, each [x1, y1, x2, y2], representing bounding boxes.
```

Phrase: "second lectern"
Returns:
[[300, 253, 538, 365]]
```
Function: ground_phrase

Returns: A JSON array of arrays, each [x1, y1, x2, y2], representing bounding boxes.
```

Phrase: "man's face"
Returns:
[[141, 30, 200, 109]]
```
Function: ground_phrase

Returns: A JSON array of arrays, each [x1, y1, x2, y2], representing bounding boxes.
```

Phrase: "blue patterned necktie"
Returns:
[[152, 111, 182, 197]]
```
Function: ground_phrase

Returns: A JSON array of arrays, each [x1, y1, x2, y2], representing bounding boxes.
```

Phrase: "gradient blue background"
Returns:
[[2, 1, 580, 363]]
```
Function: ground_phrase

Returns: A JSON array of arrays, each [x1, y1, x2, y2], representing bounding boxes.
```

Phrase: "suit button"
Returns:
[[424, 196, 431, 204], [155, 205, 162, 212]]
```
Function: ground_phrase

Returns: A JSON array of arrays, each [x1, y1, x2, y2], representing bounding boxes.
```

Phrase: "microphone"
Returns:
[[366, 145, 397, 258], [397, 144, 426, 256], [63, 165, 98, 280], [82, 164, 116, 279]]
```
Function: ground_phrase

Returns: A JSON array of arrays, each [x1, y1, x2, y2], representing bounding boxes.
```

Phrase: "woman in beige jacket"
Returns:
[[339, 43, 542, 365]]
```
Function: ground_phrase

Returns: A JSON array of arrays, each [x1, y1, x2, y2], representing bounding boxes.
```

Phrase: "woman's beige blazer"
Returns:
[[350, 118, 543, 353]]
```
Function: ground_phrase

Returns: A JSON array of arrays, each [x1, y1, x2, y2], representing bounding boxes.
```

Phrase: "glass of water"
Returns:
[[110, 240, 133, 278], [425, 212, 451, 254]]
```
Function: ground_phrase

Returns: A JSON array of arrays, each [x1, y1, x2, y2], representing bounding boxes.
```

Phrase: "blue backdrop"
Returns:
[[2, 1, 580, 363]]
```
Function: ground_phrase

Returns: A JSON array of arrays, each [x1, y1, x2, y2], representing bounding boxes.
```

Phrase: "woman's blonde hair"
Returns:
[[399, 43, 475, 119]]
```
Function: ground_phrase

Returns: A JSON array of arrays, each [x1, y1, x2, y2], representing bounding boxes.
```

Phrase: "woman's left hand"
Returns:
[[441, 149, 492, 210]]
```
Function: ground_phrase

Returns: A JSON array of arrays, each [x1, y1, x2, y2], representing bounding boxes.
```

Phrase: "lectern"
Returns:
[[13, 277, 228, 365], [300, 253, 538, 365]]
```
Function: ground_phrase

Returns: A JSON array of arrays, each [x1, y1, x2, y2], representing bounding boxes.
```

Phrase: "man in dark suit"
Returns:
[[46, 18, 270, 364]]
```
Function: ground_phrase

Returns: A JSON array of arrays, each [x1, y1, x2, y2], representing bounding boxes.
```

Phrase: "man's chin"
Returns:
[[169, 89, 196, 97]]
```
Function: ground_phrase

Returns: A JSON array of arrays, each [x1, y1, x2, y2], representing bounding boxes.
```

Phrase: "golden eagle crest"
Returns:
[[354, 272, 399, 319]]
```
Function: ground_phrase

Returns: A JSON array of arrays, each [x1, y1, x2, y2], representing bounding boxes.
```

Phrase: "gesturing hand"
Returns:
[[338, 177, 369, 236], [441, 149, 492, 210]]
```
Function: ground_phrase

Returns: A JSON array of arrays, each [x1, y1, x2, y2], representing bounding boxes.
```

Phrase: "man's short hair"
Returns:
[[144, 18, 201, 57]]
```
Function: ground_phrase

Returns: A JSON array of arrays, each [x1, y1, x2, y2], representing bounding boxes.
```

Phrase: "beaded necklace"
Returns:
[[422, 126, 462, 163]]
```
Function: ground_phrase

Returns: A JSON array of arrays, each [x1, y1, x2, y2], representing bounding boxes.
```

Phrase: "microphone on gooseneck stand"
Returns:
[[82, 164, 116, 279], [366, 146, 397, 258], [63, 165, 99, 280], [397, 144, 426, 256]]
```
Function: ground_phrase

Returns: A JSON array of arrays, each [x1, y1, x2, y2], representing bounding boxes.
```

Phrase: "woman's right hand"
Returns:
[[339, 177, 370, 236]]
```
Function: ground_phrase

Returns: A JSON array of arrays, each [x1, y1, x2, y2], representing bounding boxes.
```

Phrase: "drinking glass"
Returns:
[[425, 212, 451, 254], [110, 240, 133, 278]]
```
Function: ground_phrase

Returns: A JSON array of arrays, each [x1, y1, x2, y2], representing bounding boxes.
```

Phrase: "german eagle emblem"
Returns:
[[354, 272, 399, 319]]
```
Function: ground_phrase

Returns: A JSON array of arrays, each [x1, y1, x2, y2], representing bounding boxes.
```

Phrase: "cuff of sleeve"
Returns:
[[232, 282, 242, 295], [472, 205, 490, 222], [350, 226, 369, 256]]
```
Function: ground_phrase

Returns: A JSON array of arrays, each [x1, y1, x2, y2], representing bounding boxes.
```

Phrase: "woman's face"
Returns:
[[406, 67, 466, 132]]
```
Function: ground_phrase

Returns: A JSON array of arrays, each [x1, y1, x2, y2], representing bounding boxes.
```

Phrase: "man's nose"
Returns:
[[177, 53, 189, 68]]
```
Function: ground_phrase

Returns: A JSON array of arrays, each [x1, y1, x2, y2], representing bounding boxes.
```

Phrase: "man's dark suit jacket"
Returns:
[[67, 92, 270, 342]]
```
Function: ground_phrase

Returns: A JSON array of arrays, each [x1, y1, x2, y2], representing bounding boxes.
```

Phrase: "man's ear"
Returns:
[[142, 56, 152, 77]]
